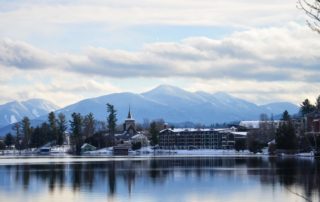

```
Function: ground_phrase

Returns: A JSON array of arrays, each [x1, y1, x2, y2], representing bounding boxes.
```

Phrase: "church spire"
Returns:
[[127, 105, 132, 119]]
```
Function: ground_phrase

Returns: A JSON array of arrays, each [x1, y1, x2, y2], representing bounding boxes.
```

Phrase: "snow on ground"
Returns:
[[153, 149, 252, 156], [0, 146, 316, 158], [50, 145, 70, 153], [83, 147, 113, 155]]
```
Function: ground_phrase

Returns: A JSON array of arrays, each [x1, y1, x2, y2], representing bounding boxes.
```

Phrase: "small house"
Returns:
[[81, 143, 97, 153]]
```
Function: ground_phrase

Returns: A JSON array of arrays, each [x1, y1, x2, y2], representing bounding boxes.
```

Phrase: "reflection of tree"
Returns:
[[71, 163, 82, 191], [108, 161, 116, 195], [22, 165, 30, 190], [3, 157, 320, 201]]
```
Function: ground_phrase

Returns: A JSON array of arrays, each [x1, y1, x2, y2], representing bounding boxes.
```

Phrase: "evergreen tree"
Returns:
[[57, 113, 67, 146], [83, 113, 95, 139], [107, 103, 117, 145], [48, 112, 58, 143], [21, 116, 32, 149], [316, 95, 320, 111], [150, 121, 159, 146], [275, 111, 297, 151], [30, 126, 44, 148], [70, 113, 83, 155], [12, 122, 22, 150], [40, 122, 50, 145], [0, 141, 5, 150], [4, 133, 14, 148], [300, 99, 316, 116]]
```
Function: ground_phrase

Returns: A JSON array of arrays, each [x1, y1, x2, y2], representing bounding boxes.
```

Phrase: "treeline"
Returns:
[[300, 95, 320, 115], [0, 103, 165, 154], [246, 95, 320, 154], [0, 109, 107, 153], [1, 112, 68, 151]]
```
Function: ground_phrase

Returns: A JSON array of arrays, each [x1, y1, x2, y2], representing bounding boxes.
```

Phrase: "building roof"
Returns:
[[81, 143, 96, 149], [160, 128, 246, 135], [131, 133, 146, 139]]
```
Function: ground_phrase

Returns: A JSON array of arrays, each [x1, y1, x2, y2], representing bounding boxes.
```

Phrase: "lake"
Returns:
[[0, 156, 318, 202]]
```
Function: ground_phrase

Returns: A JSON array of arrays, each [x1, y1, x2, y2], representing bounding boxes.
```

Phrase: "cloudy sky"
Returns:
[[0, 0, 319, 107]]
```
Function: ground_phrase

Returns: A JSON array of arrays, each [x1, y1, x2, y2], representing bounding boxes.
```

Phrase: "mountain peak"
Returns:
[[143, 84, 189, 95], [213, 91, 233, 99]]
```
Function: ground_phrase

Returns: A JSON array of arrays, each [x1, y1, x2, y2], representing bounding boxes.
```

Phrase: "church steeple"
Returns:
[[124, 105, 136, 135], [127, 105, 132, 119]]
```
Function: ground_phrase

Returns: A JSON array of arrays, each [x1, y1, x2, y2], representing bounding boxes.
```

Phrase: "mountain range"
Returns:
[[0, 99, 59, 129], [0, 85, 299, 136]]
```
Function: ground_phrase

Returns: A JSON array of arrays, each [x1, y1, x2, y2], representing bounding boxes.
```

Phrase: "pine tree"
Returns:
[[30, 126, 43, 148], [21, 116, 32, 149], [107, 103, 117, 145], [83, 113, 95, 139], [57, 113, 67, 146], [48, 112, 58, 143], [150, 121, 159, 146], [12, 122, 22, 150], [300, 99, 316, 116], [4, 133, 14, 148], [70, 113, 83, 154], [40, 122, 50, 145], [316, 95, 320, 111], [275, 111, 297, 151]]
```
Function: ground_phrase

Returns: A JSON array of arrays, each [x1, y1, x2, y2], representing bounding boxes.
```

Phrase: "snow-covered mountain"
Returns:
[[0, 85, 299, 136], [54, 85, 299, 124], [0, 99, 59, 128]]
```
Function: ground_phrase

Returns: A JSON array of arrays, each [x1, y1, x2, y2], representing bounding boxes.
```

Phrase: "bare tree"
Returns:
[[298, 0, 320, 33]]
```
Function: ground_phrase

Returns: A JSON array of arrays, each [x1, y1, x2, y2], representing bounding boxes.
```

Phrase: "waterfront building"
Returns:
[[159, 128, 246, 150], [304, 111, 320, 135]]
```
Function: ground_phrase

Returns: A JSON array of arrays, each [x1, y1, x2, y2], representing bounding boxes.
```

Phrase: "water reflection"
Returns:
[[0, 157, 319, 202]]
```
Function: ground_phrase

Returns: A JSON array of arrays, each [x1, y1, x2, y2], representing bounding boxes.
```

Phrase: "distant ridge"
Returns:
[[0, 85, 299, 136], [0, 99, 59, 128], [49, 85, 299, 123]]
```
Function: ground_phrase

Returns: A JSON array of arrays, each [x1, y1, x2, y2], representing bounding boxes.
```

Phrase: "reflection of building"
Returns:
[[159, 128, 246, 150]]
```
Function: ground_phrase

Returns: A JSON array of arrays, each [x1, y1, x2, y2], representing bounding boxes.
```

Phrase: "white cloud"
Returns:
[[0, 0, 302, 27], [0, 0, 319, 107], [0, 39, 57, 69], [60, 23, 320, 82]]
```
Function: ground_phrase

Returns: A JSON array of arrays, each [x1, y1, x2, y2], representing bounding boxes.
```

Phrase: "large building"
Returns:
[[304, 111, 320, 135], [159, 128, 246, 150]]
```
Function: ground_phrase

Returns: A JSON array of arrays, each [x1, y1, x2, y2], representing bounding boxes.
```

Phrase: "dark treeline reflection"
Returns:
[[1, 157, 319, 199]]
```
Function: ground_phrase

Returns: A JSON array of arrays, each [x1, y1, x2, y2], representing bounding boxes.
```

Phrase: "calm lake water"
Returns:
[[0, 156, 319, 202]]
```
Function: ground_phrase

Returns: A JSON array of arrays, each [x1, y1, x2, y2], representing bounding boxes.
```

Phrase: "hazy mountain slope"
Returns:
[[260, 102, 299, 115], [54, 85, 299, 124], [0, 85, 300, 136], [0, 99, 59, 128]]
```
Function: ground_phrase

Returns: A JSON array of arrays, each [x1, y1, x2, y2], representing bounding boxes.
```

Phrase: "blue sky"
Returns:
[[0, 0, 319, 107]]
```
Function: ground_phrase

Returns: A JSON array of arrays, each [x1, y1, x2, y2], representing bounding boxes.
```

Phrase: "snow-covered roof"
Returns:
[[160, 128, 215, 133], [81, 143, 96, 149], [231, 131, 247, 136], [160, 128, 238, 133], [131, 134, 147, 139]]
